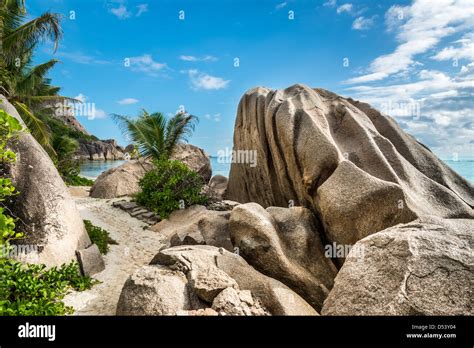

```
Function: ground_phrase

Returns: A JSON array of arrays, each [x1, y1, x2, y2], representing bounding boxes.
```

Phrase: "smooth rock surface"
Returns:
[[76, 243, 105, 276], [321, 217, 474, 316], [116, 265, 191, 315], [225, 85, 473, 246], [90, 160, 153, 198], [151, 205, 233, 251], [171, 143, 212, 182], [229, 203, 338, 311], [1, 95, 93, 266]]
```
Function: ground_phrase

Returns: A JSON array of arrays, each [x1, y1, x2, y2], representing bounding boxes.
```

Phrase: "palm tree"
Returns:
[[113, 110, 198, 161], [0, 0, 63, 153]]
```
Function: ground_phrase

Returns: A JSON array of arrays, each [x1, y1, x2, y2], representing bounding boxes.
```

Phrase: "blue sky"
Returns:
[[28, 0, 473, 159]]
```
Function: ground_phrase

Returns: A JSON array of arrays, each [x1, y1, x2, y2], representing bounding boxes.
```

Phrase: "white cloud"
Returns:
[[213, 113, 222, 122], [56, 51, 109, 65], [186, 70, 230, 90], [431, 34, 474, 61], [117, 98, 139, 105], [109, 4, 131, 19], [324, 0, 337, 7], [129, 54, 167, 76], [337, 4, 353, 14], [136, 4, 148, 17], [275, 2, 287, 10], [346, 0, 474, 84], [89, 108, 107, 120], [74, 93, 86, 103], [352, 16, 375, 30], [179, 55, 217, 62]]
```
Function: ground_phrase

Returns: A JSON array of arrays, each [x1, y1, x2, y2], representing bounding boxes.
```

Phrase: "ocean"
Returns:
[[79, 158, 472, 183]]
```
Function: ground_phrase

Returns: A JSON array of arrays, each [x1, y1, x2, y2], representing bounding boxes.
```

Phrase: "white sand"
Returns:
[[63, 192, 166, 315]]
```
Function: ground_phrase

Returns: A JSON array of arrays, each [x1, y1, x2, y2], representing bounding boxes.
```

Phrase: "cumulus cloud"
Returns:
[[346, 0, 474, 84], [324, 0, 337, 8], [186, 70, 230, 90], [275, 2, 287, 10], [352, 16, 374, 30], [431, 34, 474, 61], [337, 4, 353, 14], [128, 54, 167, 76]]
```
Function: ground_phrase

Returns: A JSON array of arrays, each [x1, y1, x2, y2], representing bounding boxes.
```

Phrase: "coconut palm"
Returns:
[[0, 0, 63, 153], [113, 110, 198, 161]]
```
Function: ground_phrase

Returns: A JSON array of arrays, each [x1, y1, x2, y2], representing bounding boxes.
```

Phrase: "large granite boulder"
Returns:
[[116, 265, 191, 315], [0, 95, 98, 267], [77, 139, 126, 160], [123, 245, 318, 315], [229, 203, 338, 311], [321, 216, 473, 315], [150, 205, 233, 251], [89, 160, 152, 198], [225, 84, 473, 247], [90, 144, 211, 198], [170, 143, 212, 183]]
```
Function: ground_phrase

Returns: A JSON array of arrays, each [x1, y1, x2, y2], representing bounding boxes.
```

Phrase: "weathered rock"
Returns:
[[76, 244, 105, 276], [171, 143, 212, 182], [89, 160, 153, 198], [150, 245, 318, 315], [90, 143, 211, 198], [321, 217, 474, 316], [1, 95, 94, 267], [150, 205, 233, 251], [211, 287, 267, 316], [116, 265, 191, 315], [77, 138, 126, 160], [225, 84, 473, 246], [189, 267, 238, 303], [229, 203, 337, 311], [207, 175, 228, 200]]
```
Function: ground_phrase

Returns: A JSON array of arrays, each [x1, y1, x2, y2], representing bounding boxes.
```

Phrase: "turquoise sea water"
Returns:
[[79, 158, 472, 183], [442, 160, 473, 183], [79, 160, 126, 179]]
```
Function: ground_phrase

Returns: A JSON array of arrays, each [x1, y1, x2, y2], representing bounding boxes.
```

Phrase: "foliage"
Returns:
[[65, 175, 94, 186], [0, 259, 96, 316], [83, 220, 117, 255], [0, 109, 23, 251], [0, 0, 66, 153], [113, 110, 198, 161], [0, 108, 95, 316], [136, 159, 207, 219]]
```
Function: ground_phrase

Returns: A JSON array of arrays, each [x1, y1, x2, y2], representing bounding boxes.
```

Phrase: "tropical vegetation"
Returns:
[[136, 158, 207, 219], [0, 0, 91, 185], [84, 219, 117, 255], [113, 110, 198, 161]]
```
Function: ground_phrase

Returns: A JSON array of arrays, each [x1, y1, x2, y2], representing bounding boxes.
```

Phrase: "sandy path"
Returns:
[[63, 194, 165, 315]]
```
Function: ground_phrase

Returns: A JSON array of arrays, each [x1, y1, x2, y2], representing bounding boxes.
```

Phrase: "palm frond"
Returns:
[[3, 12, 62, 64], [13, 100, 55, 156]]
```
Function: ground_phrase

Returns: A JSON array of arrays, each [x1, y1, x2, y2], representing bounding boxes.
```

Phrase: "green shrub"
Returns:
[[136, 159, 207, 219], [65, 174, 94, 186], [83, 220, 117, 254], [0, 259, 96, 316]]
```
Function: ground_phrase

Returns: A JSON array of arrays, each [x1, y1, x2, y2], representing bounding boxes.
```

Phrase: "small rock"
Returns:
[[76, 244, 105, 276], [189, 267, 238, 303]]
